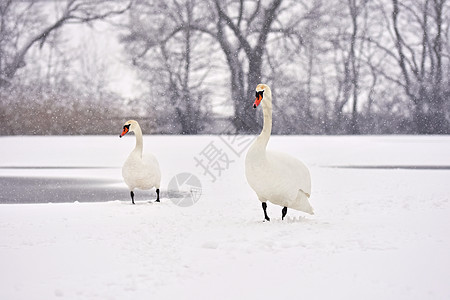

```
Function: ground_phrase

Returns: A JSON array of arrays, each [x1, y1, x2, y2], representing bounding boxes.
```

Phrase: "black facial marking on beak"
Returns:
[[120, 124, 130, 138], [253, 90, 264, 108], [255, 90, 264, 98]]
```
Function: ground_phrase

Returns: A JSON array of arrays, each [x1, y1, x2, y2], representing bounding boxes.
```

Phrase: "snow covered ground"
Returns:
[[0, 135, 449, 299]]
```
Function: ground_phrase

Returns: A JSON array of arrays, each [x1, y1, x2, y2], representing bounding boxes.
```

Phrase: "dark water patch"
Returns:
[[328, 165, 450, 170], [0, 166, 118, 170], [0, 176, 132, 204]]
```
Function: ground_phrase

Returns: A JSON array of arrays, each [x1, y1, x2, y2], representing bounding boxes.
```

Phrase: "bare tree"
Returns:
[[121, 0, 213, 134], [0, 0, 132, 134], [0, 0, 131, 88], [188, 0, 325, 133], [387, 0, 449, 133], [3, 0, 448, 135], [212, 0, 283, 132]]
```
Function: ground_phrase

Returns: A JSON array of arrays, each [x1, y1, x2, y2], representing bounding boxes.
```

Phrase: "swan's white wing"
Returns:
[[265, 151, 313, 213], [122, 152, 161, 190], [142, 153, 161, 188], [266, 150, 311, 196]]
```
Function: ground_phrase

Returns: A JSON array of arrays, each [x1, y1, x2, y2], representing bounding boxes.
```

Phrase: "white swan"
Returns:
[[245, 84, 313, 221], [119, 120, 161, 204]]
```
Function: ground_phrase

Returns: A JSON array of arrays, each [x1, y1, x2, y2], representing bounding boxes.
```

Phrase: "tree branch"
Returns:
[[256, 0, 283, 55], [4, 0, 132, 81], [213, 0, 253, 57], [392, 0, 416, 102]]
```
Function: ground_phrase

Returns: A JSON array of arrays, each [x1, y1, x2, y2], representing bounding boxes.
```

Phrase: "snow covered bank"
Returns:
[[0, 135, 449, 299]]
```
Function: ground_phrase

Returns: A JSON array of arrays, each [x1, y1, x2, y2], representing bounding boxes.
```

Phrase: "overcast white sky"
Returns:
[[64, 20, 232, 115], [71, 22, 143, 99]]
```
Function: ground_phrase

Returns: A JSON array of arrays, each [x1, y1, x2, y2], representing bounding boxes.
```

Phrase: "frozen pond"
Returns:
[[1, 164, 449, 204], [0, 170, 124, 204], [1, 135, 450, 299]]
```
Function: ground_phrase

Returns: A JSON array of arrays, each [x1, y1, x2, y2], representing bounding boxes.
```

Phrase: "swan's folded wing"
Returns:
[[143, 153, 161, 184], [266, 150, 311, 197]]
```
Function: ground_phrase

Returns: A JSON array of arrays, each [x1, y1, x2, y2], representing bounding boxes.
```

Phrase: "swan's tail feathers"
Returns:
[[292, 190, 314, 215]]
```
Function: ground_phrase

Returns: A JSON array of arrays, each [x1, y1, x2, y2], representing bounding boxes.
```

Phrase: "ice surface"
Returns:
[[0, 135, 449, 299]]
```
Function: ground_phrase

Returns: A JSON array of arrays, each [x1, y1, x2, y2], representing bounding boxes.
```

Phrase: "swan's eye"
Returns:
[[255, 90, 264, 99], [253, 90, 264, 108], [120, 124, 131, 137]]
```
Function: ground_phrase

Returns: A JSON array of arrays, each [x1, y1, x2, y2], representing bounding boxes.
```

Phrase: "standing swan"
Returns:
[[245, 84, 313, 221], [119, 120, 161, 204]]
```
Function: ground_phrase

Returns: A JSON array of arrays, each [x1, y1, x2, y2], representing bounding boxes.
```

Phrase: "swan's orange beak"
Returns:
[[253, 94, 262, 108], [119, 126, 129, 138]]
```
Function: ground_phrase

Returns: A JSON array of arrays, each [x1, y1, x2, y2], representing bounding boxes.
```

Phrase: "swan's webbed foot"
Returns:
[[155, 188, 160, 202], [282, 206, 288, 220], [130, 191, 135, 205], [262, 202, 270, 222]]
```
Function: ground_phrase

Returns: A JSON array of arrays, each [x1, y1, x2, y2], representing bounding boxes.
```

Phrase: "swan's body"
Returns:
[[245, 84, 313, 221], [246, 150, 312, 212], [120, 120, 161, 204], [122, 152, 160, 192]]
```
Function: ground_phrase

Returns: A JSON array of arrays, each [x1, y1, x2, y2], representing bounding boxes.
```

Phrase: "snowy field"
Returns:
[[0, 135, 449, 299]]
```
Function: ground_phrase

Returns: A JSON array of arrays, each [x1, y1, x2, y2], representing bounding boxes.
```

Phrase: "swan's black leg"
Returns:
[[262, 202, 270, 222], [282, 206, 288, 220], [130, 191, 135, 205], [156, 188, 160, 202]]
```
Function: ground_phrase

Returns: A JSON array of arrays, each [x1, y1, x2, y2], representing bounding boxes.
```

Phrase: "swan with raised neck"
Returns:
[[120, 120, 161, 204], [245, 84, 313, 221]]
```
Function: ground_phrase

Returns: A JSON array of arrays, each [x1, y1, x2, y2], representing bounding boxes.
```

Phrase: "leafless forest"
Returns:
[[0, 0, 449, 135]]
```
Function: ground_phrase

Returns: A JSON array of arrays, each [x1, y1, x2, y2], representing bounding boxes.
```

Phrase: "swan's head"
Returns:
[[119, 120, 139, 138], [253, 84, 271, 108]]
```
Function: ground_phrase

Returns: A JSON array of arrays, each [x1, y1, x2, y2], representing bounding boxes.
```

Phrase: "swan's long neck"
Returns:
[[133, 125, 144, 158], [257, 92, 273, 150]]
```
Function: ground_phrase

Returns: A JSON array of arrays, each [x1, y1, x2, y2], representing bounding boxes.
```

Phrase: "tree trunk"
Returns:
[[240, 55, 262, 133], [214, 0, 283, 133], [230, 64, 248, 133], [429, 0, 447, 133]]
